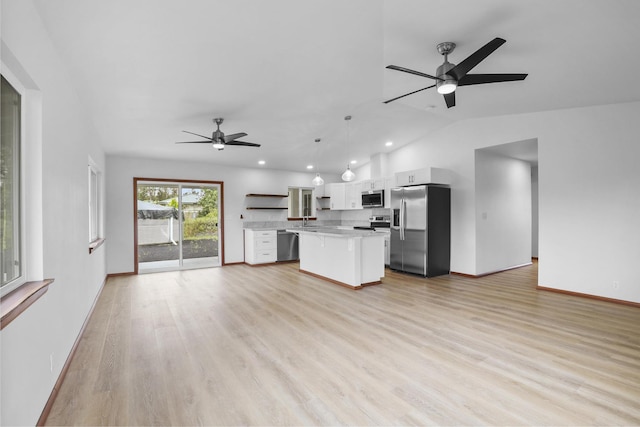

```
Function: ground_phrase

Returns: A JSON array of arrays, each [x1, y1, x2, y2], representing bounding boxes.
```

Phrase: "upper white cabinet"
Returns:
[[395, 167, 450, 187], [327, 182, 362, 210], [345, 181, 362, 210], [328, 178, 396, 210], [360, 178, 385, 191], [328, 183, 346, 210]]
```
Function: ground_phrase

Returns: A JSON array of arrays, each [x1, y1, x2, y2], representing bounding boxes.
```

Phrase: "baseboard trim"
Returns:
[[37, 275, 108, 426], [299, 269, 363, 290], [537, 286, 640, 308], [451, 262, 533, 278], [106, 271, 135, 278]]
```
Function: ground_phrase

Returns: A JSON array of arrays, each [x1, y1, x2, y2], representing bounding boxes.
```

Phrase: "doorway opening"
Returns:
[[475, 138, 538, 275], [135, 178, 223, 273]]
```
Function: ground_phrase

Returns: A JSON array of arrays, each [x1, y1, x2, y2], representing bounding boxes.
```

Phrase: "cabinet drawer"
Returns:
[[254, 249, 277, 263], [255, 236, 277, 249], [253, 230, 276, 238]]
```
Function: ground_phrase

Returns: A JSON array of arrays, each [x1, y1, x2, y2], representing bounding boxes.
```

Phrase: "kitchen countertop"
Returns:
[[286, 227, 380, 238], [243, 227, 280, 231]]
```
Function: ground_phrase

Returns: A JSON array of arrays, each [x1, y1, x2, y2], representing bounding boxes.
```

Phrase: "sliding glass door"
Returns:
[[136, 180, 221, 273]]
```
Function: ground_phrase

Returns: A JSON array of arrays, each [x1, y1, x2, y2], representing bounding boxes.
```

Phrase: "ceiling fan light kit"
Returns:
[[435, 42, 458, 94], [385, 37, 528, 107], [176, 117, 260, 150]]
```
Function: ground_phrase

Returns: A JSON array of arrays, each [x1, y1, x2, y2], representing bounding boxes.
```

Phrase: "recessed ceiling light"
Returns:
[[258, 160, 265, 165], [385, 141, 393, 147], [306, 165, 314, 170], [350, 160, 357, 164]]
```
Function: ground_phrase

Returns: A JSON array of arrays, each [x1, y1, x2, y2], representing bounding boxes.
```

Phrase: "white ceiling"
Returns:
[[32, 0, 640, 174]]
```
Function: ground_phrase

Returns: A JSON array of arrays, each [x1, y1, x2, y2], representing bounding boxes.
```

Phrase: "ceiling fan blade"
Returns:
[[448, 37, 506, 80], [458, 73, 528, 86], [443, 92, 456, 108], [225, 140, 261, 147], [223, 132, 248, 142], [386, 65, 443, 81], [175, 141, 214, 144], [182, 130, 212, 140], [383, 84, 436, 104]]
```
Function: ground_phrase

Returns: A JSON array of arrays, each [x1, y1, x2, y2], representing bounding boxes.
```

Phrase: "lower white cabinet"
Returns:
[[383, 233, 390, 265], [244, 229, 277, 264]]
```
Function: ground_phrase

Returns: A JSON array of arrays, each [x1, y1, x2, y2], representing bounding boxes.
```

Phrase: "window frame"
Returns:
[[88, 159, 101, 242], [1, 69, 27, 295]]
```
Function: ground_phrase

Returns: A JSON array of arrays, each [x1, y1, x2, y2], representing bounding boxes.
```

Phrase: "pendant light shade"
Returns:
[[311, 138, 324, 186], [342, 115, 356, 182], [312, 173, 324, 186], [341, 164, 355, 182]]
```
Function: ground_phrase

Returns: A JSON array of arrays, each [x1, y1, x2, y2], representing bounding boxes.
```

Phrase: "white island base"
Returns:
[[292, 230, 385, 289]]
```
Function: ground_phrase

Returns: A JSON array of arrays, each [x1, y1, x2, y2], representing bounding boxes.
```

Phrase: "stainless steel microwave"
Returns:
[[362, 189, 384, 208]]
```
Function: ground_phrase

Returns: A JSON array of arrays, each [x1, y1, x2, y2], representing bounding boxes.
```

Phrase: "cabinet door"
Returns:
[[395, 170, 412, 186], [372, 178, 385, 190], [395, 168, 450, 186], [345, 182, 362, 209], [329, 183, 346, 210]]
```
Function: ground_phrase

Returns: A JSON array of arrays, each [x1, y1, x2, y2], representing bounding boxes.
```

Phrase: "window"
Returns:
[[1, 75, 22, 289], [88, 158, 103, 253]]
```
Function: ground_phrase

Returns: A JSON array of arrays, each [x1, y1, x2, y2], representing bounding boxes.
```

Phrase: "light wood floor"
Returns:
[[45, 261, 640, 426]]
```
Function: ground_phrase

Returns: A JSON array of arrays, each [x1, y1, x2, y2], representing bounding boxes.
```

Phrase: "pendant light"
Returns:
[[311, 138, 324, 186], [341, 115, 356, 182]]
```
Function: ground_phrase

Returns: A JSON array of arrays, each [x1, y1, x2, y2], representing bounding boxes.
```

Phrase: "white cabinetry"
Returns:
[[360, 178, 385, 191], [345, 182, 362, 209], [328, 183, 346, 210], [383, 233, 390, 265], [395, 167, 450, 186], [328, 182, 362, 210], [244, 229, 277, 264]]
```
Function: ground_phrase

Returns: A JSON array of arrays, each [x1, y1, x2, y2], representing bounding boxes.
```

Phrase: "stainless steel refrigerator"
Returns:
[[390, 184, 450, 277]]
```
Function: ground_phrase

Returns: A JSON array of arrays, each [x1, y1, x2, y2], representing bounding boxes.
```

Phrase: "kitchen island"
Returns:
[[287, 227, 385, 289]]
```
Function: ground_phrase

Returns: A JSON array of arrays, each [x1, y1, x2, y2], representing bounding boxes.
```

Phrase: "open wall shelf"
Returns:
[[245, 193, 288, 210]]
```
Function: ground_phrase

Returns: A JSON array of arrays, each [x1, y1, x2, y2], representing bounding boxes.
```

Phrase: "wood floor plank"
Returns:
[[45, 261, 640, 426]]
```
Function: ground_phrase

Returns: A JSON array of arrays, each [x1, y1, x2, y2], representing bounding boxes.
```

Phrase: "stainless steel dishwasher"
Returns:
[[277, 230, 299, 261]]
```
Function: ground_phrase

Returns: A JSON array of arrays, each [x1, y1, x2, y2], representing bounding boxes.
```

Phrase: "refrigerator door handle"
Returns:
[[400, 199, 406, 240]]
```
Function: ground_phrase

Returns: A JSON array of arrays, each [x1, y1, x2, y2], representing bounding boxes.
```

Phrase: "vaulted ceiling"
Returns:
[[32, 0, 640, 174]]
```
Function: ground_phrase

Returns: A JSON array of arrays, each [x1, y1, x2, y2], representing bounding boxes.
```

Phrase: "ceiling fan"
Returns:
[[384, 37, 527, 108], [176, 117, 260, 150]]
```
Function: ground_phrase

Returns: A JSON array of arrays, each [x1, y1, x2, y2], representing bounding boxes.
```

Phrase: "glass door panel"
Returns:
[[137, 181, 221, 273], [137, 183, 181, 272], [181, 185, 220, 269]]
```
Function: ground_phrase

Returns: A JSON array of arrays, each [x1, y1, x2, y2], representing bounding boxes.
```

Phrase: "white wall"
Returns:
[[378, 102, 640, 303], [475, 150, 532, 274], [106, 155, 340, 273], [1, 1, 107, 425]]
